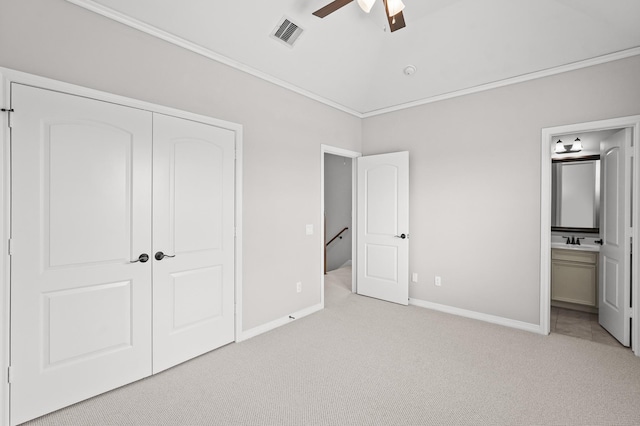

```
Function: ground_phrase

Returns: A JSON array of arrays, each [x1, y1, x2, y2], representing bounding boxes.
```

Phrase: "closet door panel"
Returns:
[[152, 113, 235, 373], [10, 84, 153, 425], [174, 140, 224, 253]]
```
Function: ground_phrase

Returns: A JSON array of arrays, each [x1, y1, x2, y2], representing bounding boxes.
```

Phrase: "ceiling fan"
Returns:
[[313, 0, 406, 33]]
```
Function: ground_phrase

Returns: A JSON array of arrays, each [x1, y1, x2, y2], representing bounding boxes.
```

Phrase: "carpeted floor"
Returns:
[[25, 266, 640, 425]]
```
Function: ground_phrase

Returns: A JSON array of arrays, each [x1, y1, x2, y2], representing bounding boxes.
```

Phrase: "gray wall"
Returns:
[[1, 0, 639, 331], [362, 55, 640, 324], [324, 153, 352, 272], [0, 0, 362, 331]]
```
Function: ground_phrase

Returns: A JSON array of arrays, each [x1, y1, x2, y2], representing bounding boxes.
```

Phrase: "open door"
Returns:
[[356, 151, 409, 305], [599, 128, 632, 346]]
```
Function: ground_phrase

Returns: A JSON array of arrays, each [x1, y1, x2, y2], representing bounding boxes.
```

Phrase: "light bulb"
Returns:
[[357, 0, 376, 13], [572, 138, 583, 151]]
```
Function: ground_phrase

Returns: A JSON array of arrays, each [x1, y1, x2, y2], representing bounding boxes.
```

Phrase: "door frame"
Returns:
[[320, 145, 361, 306], [0, 67, 244, 426], [540, 115, 640, 356]]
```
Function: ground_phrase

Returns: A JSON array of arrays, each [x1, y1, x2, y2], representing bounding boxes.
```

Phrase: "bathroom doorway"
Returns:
[[540, 116, 640, 355], [549, 129, 621, 346]]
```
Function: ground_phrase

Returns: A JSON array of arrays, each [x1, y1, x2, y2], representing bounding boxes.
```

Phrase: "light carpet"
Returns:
[[25, 266, 640, 425]]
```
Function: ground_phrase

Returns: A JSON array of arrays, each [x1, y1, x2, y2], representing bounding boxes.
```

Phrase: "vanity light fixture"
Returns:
[[555, 137, 583, 154]]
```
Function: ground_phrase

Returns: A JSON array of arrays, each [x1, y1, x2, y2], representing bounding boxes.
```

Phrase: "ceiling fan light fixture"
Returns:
[[313, 0, 406, 33], [357, 0, 376, 13], [386, 0, 405, 17]]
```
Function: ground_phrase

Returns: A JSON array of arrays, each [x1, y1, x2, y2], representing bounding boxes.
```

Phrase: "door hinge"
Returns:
[[8, 238, 13, 256], [1, 108, 13, 128], [7, 366, 13, 384], [625, 307, 633, 320]]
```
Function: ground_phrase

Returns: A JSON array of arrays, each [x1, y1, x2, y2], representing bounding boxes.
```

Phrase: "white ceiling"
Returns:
[[68, 0, 640, 116]]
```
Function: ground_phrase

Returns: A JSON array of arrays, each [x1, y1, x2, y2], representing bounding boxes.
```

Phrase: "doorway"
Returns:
[[321, 145, 360, 306], [549, 128, 625, 347], [320, 146, 411, 307], [324, 153, 354, 274], [540, 116, 640, 356]]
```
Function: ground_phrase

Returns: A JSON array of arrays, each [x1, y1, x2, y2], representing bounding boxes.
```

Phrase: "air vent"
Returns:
[[271, 17, 304, 47]]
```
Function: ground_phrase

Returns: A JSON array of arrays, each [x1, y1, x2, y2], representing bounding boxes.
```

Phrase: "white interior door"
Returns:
[[152, 114, 236, 373], [599, 128, 632, 346], [356, 151, 409, 305], [10, 84, 153, 424]]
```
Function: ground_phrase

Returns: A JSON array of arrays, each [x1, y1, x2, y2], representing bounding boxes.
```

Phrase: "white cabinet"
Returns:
[[551, 248, 598, 307]]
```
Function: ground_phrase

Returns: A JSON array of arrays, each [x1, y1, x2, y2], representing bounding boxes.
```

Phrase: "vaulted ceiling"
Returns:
[[67, 0, 640, 116]]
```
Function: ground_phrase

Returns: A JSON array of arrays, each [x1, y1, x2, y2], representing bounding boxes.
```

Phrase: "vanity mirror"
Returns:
[[551, 155, 600, 233]]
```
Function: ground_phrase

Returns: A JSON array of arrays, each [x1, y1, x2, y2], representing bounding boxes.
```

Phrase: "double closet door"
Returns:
[[10, 84, 235, 424]]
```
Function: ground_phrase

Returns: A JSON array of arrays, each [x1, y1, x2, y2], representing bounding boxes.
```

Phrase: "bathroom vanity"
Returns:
[[551, 246, 598, 312]]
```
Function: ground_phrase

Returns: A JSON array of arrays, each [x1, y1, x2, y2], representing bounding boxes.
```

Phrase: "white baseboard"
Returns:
[[409, 298, 543, 335], [237, 303, 324, 342], [340, 259, 353, 268]]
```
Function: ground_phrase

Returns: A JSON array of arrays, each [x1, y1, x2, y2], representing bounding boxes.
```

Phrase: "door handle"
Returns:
[[155, 251, 176, 261], [394, 234, 408, 239], [130, 253, 149, 263], [595, 239, 603, 245]]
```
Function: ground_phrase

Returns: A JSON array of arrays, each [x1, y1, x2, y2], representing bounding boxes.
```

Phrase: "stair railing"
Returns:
[[326, 227, 349, 247], [324, 226, 349, 274]]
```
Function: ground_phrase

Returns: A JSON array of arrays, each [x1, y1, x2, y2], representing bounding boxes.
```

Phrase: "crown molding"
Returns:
[[361, 46, 640, 118], [64, 0, 364, 118], [64, 1, 640, 119]]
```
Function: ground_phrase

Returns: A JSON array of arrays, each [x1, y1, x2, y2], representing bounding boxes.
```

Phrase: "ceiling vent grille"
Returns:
[[271, 17, 304, 47]]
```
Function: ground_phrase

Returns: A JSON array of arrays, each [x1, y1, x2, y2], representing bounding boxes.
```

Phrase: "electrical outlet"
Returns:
[[434, 276, 442, 286], [412, 273, 418, 283], [296, 282, 302, 293]]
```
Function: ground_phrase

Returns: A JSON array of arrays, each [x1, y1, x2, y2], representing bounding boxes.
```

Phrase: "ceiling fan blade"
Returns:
[[388, 11, 406, 32], [313, 0, 354, 18], [383, 0, 406, 32]]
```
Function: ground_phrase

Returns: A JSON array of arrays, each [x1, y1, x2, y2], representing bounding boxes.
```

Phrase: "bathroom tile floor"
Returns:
[[551, 307, 624, 348]]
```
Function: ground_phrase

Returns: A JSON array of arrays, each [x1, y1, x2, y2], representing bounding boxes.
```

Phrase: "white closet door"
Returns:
[[152, 113, 235, 373], [10, 84, 153, 424]]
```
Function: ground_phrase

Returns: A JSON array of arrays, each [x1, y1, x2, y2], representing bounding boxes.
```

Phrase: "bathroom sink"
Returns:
[[551, 242, 600, 252]]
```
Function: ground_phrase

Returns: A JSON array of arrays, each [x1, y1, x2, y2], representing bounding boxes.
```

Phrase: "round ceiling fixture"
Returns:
[[403, 65, 417, 76]]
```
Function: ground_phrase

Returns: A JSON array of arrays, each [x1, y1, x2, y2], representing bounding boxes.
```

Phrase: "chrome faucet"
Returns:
[[562, 236, 585, 245]]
